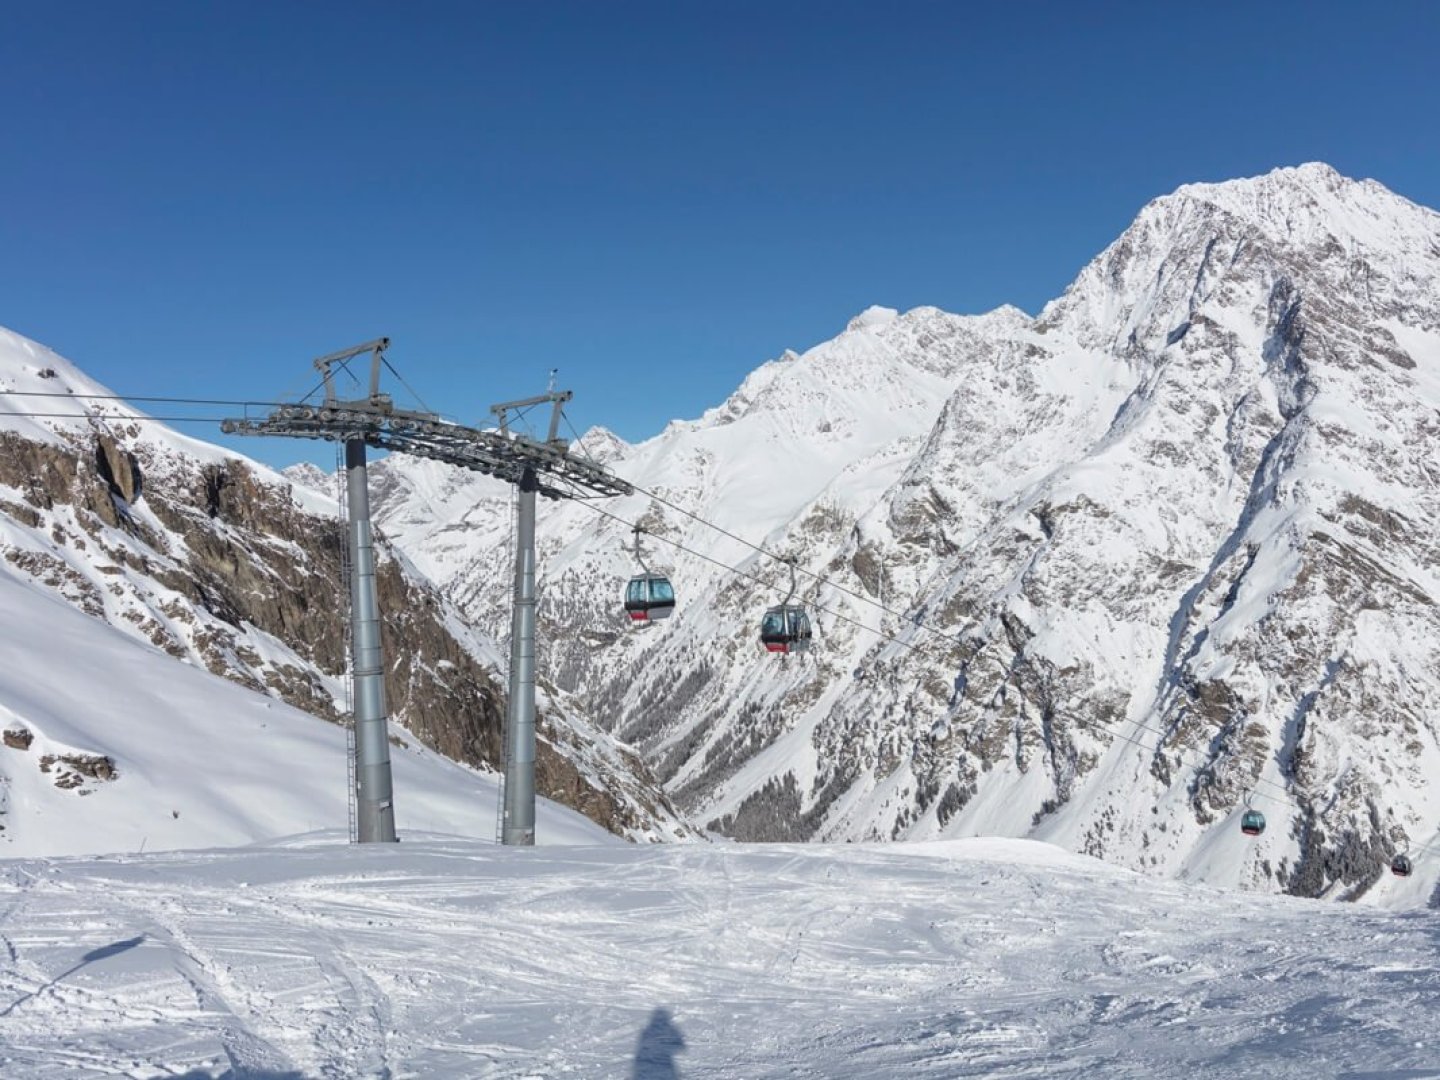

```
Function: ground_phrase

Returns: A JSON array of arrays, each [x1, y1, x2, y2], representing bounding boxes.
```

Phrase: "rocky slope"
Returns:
[[372, 164, 1440, 902], [0, 327, 689, 845]]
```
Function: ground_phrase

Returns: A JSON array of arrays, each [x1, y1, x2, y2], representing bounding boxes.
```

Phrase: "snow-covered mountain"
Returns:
[[0, 327, 690, 850], [372, 164, 1440, 902]]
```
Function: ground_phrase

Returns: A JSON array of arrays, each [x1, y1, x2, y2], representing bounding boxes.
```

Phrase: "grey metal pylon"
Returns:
[[346, 439, 397, 843], [336, 441, 359, 843], [222, 340, 633, 847], [501, 465, 539, 845]]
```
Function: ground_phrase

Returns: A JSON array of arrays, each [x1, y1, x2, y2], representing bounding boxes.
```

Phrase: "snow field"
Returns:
[[3, 836, 1440, 1078], [0, 566, 610, 858]]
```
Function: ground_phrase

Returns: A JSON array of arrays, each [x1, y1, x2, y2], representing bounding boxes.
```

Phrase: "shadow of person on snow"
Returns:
[[631, 1007, 686, 1079], [0, 934, 147, 1018]]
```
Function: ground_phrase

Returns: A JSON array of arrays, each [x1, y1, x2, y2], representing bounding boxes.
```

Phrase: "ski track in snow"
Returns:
[[2, 837, 1440, 1078]]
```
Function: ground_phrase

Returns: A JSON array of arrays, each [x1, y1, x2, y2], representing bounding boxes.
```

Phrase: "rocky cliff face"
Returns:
[[372, 164, 1440, 900], [810, 164, 1440, 899], [0, 329, 689, 842]]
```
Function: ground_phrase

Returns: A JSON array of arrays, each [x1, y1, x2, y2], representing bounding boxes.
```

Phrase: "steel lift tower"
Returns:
[[222, 339, 632, 845]]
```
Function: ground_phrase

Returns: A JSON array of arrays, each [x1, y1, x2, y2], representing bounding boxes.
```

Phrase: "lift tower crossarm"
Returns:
[[314, 338, 392, 408], [222, 410, 632, 499], [490, 390, 573, 445]]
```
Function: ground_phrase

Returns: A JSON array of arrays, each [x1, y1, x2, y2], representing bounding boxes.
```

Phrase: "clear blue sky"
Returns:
[[2, 1, 1436, 468]]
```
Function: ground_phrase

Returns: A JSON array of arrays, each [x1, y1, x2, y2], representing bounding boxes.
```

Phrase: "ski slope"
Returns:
[[2, 835, 1438, 1078], [0, 537, 610, 858]]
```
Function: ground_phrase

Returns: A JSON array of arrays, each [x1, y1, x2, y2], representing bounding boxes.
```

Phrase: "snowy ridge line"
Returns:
[[359, 163, 1440, 897]]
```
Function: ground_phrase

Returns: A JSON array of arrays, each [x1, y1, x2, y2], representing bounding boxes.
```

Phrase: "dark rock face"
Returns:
[[95, 434, 142, 506], [40, 752, 117, 789]]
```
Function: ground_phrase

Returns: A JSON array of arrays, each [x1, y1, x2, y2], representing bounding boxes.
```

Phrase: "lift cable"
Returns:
[[0, 385, 423, 412], [380, 356, 435, 417], [0, 390, 291, 407], [620, 474, 995, 654], [292, 369, 336, 408], [582, 497, 899, 649], [560, 408, 606, 469], [0, 410, 237, 424]]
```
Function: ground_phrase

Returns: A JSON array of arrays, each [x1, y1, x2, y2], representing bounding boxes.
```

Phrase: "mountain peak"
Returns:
[[1140, 162, 1439, 247], [1178, 161, 1343, 197], [1040, 162, 1440, 345], [281, 461, 333, 494], [573, 425, 630, 463], [846, 305, 900, 332]]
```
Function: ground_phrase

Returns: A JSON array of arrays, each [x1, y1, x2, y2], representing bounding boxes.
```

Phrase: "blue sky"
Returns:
[[1, 1, 1436, 468]]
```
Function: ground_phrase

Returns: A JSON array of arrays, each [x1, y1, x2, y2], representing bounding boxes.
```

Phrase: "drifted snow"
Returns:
[[1, 837, 1438, 1077]]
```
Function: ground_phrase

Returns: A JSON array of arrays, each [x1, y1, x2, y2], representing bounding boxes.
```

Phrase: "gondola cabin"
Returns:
[[1392, 854, 1414, 878], [1240, 809, 1266, 836], [624, 574, 675, 622], [760, 605, 811, 654]]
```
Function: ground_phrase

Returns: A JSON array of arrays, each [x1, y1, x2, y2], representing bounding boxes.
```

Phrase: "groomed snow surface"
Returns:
[[3, 836, 1440, 1079]]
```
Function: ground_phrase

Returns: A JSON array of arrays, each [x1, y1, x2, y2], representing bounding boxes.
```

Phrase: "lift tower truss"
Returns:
[[222, 339, 632, 846]]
